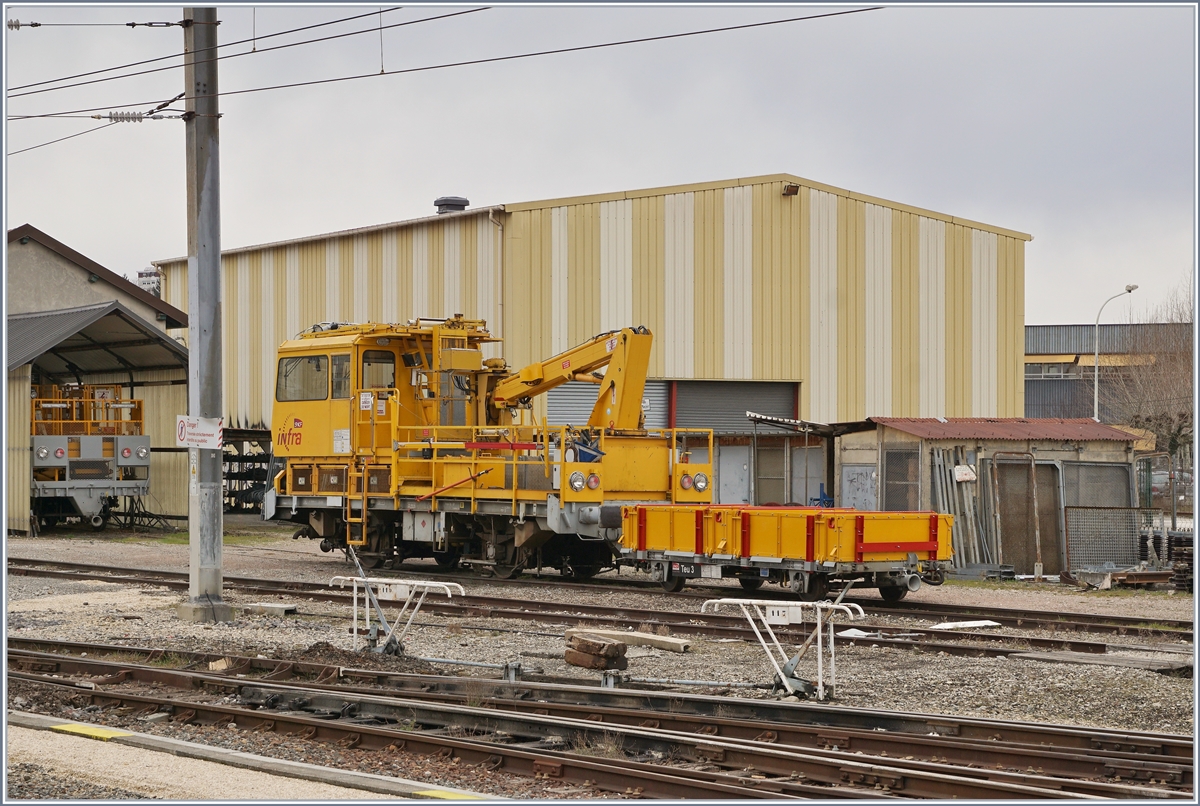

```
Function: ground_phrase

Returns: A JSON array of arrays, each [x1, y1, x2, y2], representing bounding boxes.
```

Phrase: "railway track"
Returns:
[[12, 555, 1191, 639], [395, 563, 1198, 637], [8, 559, 1193, 667], [8, 639, 1192, 799]]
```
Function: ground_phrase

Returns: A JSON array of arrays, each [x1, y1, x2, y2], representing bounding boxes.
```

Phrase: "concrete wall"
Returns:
[[6, 239, 167, 328]]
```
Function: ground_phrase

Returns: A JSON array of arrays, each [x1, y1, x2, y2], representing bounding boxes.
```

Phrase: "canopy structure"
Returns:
[[7, 300, 188, 383], [745, 411, 876, 439]]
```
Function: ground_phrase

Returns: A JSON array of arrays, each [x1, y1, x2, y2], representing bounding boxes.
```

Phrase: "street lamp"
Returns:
[[1093, 284, 1138, 421]]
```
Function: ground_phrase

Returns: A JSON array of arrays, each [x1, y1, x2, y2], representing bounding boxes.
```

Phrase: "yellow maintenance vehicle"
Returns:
[[265, 316, 953, 597], [265, 317, 714, 577], [30, 384, 152, 531]]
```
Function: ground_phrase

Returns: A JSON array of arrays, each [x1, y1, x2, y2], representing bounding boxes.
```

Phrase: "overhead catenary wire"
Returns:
[[10, 7, 882, 121], [7, 92, 185, 156], [7, 20, 189, 28], [6, 122, 117, 156], [8, 7, 484, 101], [7, 6, 405, 93]]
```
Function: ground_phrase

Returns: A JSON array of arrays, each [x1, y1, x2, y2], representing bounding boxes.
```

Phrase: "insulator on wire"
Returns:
[[108, 111, 144, 123], [7, 19, 40, 29]]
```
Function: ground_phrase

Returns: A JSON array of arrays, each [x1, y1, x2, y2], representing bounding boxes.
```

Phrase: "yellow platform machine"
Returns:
[[266, 317, 951, 599], [266, 317, 713, 578]]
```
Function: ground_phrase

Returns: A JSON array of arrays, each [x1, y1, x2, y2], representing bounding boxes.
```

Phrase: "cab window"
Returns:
[[276, 356, 328, 401], [331, 355, 351, 399], [362, 350, 395, 389]]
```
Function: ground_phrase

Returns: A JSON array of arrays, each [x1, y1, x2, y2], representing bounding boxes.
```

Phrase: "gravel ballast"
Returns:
[[6, 526, 1194, 798]]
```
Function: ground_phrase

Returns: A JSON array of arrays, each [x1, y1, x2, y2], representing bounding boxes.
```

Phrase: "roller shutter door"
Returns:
[[547, 381, 668, 428], [675, 381, 796, 433], [641, 381, 668, 428]]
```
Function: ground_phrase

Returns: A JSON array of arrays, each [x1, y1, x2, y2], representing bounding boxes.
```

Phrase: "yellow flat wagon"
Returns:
[[619, 504, 953, 601]]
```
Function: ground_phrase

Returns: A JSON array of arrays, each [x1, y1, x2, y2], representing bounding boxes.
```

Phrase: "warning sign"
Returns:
[[176, 415, 224, 449]]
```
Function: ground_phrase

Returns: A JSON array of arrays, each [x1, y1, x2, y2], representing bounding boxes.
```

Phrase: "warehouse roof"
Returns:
[[504, 173, 1033, 241], [7, 301, 188, 376], [152, 172, 1031, 265], [869, 417, 1135, 442], [1026, 323, 1191, 356], [8, 224, 188, 329]]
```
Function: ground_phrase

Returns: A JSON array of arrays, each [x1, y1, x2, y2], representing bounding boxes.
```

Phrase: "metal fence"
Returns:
[[1064, 507, 1166, 571]]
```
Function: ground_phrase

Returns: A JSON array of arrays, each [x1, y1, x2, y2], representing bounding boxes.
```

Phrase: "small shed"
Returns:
[[836, 418, 1138, 575], [6, 302, 190, 532], [6, 226, 190, 533]]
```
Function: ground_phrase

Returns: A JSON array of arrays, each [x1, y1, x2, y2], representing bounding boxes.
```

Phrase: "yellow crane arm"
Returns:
[[490, 327, 653, 430]]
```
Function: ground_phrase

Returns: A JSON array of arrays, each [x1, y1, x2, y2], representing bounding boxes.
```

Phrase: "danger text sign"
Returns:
[[176, 415, 224, 449]]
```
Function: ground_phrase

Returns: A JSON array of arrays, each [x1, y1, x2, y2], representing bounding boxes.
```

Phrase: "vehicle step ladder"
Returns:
[[345, 462, 369, 546]]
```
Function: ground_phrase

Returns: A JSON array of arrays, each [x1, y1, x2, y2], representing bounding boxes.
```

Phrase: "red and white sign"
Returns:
[[176, 416, 224, 449]]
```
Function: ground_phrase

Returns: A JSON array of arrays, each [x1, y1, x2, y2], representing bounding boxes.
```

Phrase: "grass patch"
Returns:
[[568, 731, 626, 760], [146, 652, 187, 668]]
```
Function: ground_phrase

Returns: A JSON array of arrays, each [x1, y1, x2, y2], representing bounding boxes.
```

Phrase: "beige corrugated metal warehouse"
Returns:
[[155, 173, 1031, 435], [7, 365, 32, 532]]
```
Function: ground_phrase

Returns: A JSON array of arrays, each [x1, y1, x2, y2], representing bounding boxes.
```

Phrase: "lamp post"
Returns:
[[1093, 284, 1138, 421]]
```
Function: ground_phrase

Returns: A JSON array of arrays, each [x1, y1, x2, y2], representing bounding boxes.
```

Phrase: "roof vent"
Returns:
[[434, 196, 469, 214]]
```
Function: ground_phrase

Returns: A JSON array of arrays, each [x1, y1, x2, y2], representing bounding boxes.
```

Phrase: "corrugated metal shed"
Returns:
[[1025, 323, 1191, 355], [156, 173, 1032, 430], [1024, 378, 1096, 420], [870, 417, 1135, 442], [7, 301, 188, 375], [7, 303, 190, 520]]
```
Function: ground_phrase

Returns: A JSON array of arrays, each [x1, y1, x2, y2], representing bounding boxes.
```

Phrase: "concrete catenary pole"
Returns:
[[179, 7, 231, 623]]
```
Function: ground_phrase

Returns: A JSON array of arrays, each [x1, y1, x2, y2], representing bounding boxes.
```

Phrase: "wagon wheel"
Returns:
[[433, 550, 460, 570], [492, 563, 523, 579], [739, 577, 764, 591], [491, 545, 526, 579], [661, 576, 686, 593], [796, 574, 829, 602], [879, 587, 908, 603]]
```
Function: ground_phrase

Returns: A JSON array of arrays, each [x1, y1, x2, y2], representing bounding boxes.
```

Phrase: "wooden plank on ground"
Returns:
[[565, 628, 692, 653], [1010, 651, 1193, 673]]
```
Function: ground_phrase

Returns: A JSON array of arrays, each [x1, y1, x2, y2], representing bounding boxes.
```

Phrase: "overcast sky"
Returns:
[[4, 3, 1196, 325]]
